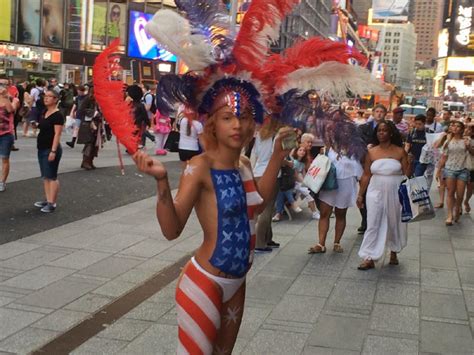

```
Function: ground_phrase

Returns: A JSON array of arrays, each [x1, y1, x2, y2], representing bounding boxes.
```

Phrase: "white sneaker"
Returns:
[[0, 182, 5, 192], [312, 211, 320, 220], [292, 206, 303, 213]]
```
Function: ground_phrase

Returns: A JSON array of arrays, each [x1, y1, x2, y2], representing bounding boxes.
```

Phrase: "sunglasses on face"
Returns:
[[112, 11, 120, 16]]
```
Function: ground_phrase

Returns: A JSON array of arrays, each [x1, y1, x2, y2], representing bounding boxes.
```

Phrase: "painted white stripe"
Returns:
[[177, 340, 189, 355], [177, 304, 213, 355], [179, 274, 221, 329], [246, 192, 263, 205], [249, 222, 255, 235]]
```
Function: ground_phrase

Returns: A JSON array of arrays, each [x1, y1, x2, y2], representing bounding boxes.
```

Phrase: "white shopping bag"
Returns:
[[303, 154, 331, 194], [420, 133, 444, 164], [398, 176, 435, 223], [65, 115, 75, 134]]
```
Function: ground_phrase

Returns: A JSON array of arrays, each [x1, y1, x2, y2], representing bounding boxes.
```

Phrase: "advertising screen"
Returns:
[[127, 10, 177, 62], [0, 0, 11, 41], [41, 0, 64, 48], [450, 0, 473, 56], [372, 0, 410, 21], [18, 0, 41, 45]]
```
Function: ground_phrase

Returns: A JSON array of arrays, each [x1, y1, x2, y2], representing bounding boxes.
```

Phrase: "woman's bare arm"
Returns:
[[357, 153, 372, 206], [134, 151, 201, 240]]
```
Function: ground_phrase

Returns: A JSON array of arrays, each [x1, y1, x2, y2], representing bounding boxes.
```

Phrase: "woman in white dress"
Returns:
[[357, 121, 410, 270], [308, 148, 363, 253]]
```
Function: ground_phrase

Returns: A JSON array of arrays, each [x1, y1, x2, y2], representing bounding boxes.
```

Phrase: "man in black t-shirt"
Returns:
[[405, 114, 427, 177]]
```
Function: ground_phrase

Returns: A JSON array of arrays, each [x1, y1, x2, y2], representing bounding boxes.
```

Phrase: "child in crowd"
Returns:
[[153, 109, 171, 155], [292, 145, 320, 219]]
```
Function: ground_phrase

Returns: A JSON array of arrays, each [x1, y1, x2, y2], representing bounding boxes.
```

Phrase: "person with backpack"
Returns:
[[405, 114, 428, 177], [66, 85, 88, 148], [139, 84, 156, 148], [28, 78, 46, 137], [58, 83, 74, 119], [127, 85, 152, 149]]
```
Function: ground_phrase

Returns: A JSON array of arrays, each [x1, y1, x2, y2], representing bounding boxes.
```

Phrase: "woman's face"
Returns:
[[296, 147, 306, 159], [376, 123, 391, 143], [451, 122, 464, 136], [44, 91, 58, 108], [213, 106, 254, 150]]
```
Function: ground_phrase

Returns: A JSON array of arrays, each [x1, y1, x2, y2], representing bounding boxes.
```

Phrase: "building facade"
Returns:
[[278, 0, 332, 50], [371, 22, 417, 92], [351, 0, 372, 25], [412, 0, 444, 66], [0, 0, 177, 84]]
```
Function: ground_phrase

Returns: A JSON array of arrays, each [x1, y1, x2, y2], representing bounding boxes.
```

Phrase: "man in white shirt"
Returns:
[[425, 107, 444, 133]]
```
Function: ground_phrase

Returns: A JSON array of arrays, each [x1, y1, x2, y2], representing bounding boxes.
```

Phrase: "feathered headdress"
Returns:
[[94, 0, 385, 156]]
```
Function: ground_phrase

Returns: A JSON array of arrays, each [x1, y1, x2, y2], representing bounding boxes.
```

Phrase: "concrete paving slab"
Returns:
[[4, 303, 55, 315], [31, 309, 90, 332], [375, 281, 420, 307], [420, 239, 453, 254], [77, 256, 144, 279], [0, 249, 68, 271], [91, 280, 136, 298], [0, 265, 75, 290], [117, 323, 177, 354], [118, 238, 170, 258], [47, 250, 111, 269], [361, 335, 418, 355], [454, 250, 474, 268], [421, 291, 468, 320], [420, 251, 457, 269], [458, 266, 474, 287], [83, 233, 150, 254], [124, 301, 174, 322], [421, 268, 461, 289], [0, 327, 59, 354], [307, 314, 368, 351], [0, 308, 44, 341], [269, 294, 325, 324], [245, 274, 294, 304], [302, 346, 360, 355], [242, 328, 308, 355], [326, 280, 376, 311], [369, 304, 419, 335], [420, 320, 473, 353], [64, 294, 114, 313], [15, 278, 99, 309], [0, 242, 41, 260], [287, 275, 337, 298]]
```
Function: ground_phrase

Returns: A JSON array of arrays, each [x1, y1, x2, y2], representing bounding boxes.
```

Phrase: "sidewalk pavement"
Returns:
[[0, 191, 473, 354]]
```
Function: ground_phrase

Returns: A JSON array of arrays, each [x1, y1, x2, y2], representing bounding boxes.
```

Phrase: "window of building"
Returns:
[[385, 39, 391, 43], [392, 59, 398, 64]]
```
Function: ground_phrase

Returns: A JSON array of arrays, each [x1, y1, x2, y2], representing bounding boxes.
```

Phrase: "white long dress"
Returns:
[[358, 158, 407, 261]]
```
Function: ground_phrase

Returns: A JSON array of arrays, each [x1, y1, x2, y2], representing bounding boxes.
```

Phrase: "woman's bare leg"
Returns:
[[334, 207, 348, 244], [318, 201, 333, 247], [445, 178, 456, 222]]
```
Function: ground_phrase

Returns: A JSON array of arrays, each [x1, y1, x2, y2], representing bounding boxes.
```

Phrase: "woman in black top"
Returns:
[[35, 89, 64, 213]]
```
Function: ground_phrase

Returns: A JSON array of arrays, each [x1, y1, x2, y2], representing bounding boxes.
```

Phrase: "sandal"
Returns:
[[357, 259, 375, 270], [272, 213, 281, 222], [464, 203, 471, 213], [308, 244, 326, 254], [434, 203, 444, 209], [389, 252, 399, 265], [445, 219, 453, 226], [333, 243, 343, 253]]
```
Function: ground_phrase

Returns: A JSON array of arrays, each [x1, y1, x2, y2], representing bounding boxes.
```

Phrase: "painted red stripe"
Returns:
[[176, 289, 217, 343], [186, 263, 222, 311], [243, 180, 257, 192], [178, 327, 203, 355]]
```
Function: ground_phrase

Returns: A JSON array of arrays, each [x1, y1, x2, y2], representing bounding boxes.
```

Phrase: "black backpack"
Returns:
[[36, 89, 46, 112], [279, 165, 296, 191], [144, 93, 157, 114]]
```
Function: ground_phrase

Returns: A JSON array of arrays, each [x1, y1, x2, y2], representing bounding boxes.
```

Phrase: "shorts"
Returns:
[[38, 146, 62, 180], [0, 134, 14, 158], [179, 149, 200, 162], [28, 107, 41, 123], [74, 118, 81, 128], [443, 168, 469, 182]]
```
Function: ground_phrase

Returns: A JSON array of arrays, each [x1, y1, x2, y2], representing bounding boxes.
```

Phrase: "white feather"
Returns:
[[279, 62, 387, 99], [145, 10, 215, 71]]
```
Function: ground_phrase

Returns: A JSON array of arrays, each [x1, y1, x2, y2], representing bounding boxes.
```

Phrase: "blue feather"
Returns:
[[155, 74, 197, 116]]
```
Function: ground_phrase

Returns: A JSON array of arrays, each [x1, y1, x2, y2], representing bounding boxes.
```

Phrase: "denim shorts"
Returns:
[[38, 146, 62, 180], [0, 134, 14, 158], [443, 168, 469, 182]]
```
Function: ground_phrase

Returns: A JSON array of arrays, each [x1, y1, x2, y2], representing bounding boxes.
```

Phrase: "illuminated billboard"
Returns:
[[372, 0, 410, 21], [127, 11, 177, 62]]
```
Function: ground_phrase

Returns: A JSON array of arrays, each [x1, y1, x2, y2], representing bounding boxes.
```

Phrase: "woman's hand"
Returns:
[[273, 127, 296, 159], [133, 151, 167, 180], [48, 152, 56, 162], [356, 195, 364, 209]]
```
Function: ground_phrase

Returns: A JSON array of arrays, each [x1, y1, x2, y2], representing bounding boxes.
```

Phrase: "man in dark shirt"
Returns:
[[405, 114, 427, 177], [356, 103, 388, 234]]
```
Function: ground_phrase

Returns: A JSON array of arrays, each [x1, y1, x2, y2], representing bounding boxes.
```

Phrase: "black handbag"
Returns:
[[278, 165, 295, 191], [164, 130, 180, 152]]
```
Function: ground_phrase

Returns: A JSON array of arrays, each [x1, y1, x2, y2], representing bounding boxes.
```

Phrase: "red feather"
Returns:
[[260, 37, 368, 90], [93, 39, 139, 153], [233, 0, 300, 73]]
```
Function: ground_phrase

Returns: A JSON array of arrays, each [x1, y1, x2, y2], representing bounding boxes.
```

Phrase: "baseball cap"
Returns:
[[393, 107, 405, 114]]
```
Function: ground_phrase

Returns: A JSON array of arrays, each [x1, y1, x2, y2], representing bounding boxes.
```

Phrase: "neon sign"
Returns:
[[455, 6, 473, 46]]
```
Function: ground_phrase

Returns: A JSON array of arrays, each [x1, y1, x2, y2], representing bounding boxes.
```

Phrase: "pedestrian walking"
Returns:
[[153, 109, 171, 155], [178, 107, 203, 167], [0, 77, 15, 192], [309, 148, 363, 254], [66, 85, 88, 148], [405, 114, 428, 177], [357, 121, 410, 270], [437, 121, 473, 225], [35, 89, 64, 213]]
